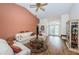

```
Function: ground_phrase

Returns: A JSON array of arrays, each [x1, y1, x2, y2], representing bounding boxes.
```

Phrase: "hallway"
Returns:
[[47, 36, 78, 55]]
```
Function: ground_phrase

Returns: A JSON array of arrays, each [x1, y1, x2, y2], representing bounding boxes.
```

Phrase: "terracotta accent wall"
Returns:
[[0, 3, 39, 39]]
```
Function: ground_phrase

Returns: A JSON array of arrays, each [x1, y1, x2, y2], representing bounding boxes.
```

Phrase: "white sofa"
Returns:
[[0, 38, 31, 55], [15, 32, 36, 44], [15, 32, 47, 44], [0, 39, 14, 55], [13, 41, 31, 55]]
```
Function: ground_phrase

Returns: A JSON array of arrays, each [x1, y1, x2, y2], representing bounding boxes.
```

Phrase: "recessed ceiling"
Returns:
[[17, 3, 72, 19]]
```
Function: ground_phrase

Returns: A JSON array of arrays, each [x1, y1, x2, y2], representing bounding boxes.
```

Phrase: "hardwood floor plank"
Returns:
[[47, 36, 79, 55]]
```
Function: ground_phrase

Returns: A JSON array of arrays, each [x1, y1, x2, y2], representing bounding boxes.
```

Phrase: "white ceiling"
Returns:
[[17, 3, 73, 19]]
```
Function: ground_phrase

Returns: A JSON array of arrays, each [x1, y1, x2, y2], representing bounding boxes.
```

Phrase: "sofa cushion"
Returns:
[[13, 41, 31, 55], [11, 45, 22, 53], [6, 37, 14, 46], [15, 32, 33, 39], [31, 33, 36, 36], [15, 32, 34, 44]]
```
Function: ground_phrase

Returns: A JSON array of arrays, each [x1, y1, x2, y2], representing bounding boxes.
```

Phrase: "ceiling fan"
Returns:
[[30, 3, 48, 12]]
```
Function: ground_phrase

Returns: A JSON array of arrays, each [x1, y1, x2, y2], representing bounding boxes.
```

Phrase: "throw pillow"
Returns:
[[11, 45, 22, 53]]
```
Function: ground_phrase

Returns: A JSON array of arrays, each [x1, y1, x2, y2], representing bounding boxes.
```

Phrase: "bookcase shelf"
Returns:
[[66, 20, 79, 53]]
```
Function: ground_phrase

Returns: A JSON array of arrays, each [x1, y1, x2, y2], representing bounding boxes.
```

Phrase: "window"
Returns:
[[48, 24, 60, 36]]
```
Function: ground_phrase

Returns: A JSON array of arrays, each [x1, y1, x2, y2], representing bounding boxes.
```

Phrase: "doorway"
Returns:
[[48, 24, 60, 36]]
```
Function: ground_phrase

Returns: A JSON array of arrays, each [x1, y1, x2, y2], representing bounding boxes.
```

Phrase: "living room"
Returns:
[[0, 3, 79, 55]]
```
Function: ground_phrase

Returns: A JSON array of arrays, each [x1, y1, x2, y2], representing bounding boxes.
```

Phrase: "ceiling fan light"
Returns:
[[30, 3, 48, 12]]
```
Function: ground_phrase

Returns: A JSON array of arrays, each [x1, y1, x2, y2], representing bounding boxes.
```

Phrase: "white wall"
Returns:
[[60, 4, 79, 35], [39, 17, 61, 36], [39, 19, 48, 35], [39, 4, 79, 36], [39, 14, 70, 36], [60, 14, 69, 35], [70, 4, 79, 20]]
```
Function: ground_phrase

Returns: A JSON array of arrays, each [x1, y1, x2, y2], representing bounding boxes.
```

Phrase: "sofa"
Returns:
[[0, 39, 14, 55], [15, 32, 47, 44], [0, 38, 31, 55], [15, 32, 36, 44]]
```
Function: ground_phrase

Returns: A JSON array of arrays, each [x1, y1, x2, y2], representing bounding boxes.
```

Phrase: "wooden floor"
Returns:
[[44, 36, 79, 55]]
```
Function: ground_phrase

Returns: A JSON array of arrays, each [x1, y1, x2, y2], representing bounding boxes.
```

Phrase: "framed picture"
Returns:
[[41, 25, 44, 31]]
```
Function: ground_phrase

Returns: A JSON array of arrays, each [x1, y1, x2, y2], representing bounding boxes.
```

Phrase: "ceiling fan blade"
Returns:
[[36, 8, 39, 12], [40, 7, 45, 11], [42, 3, 48, 6], [30, 5, 36, 8]]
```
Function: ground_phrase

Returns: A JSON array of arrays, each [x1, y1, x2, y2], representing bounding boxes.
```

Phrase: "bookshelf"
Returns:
[[66, 20, 79, 53]]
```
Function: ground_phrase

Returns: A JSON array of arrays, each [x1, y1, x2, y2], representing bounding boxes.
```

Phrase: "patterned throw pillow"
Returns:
[[11, 45, 22, 53]]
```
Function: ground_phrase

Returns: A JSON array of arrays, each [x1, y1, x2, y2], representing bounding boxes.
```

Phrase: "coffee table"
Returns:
[[25, 38, 48, 55]]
